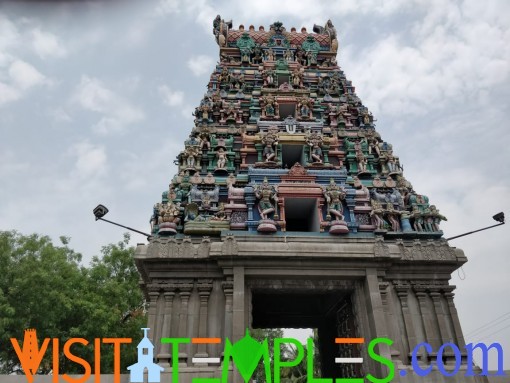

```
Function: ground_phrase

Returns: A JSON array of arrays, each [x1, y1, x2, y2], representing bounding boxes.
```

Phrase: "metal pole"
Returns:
[[446, 222, 505, 241], [97, 217, 152, 238]]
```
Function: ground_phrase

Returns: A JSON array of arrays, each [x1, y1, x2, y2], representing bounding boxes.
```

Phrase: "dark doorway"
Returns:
[[277, 74, 290, 86], [280, 103, 296, 119], [281, 144, 303, 168], [284, 198, 319, 232], [251, 290, 362, 379]]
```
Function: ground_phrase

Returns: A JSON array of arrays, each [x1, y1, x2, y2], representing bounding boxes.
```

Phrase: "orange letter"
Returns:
[[53, 338, 59, 383], [62, 338, 91, 383], [94, 338, 101, 383], [103, 338, 132, 383], [10, 329, 50, 383]]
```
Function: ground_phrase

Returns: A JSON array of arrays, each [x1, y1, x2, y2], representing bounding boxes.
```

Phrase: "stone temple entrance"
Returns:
[[135, 17, 488, 383], [135, 233, 480, 382], [251, 285, 359, 378]]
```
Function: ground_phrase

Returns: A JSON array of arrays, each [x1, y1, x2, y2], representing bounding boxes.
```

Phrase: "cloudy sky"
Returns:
[[1, 0, 509, 370]]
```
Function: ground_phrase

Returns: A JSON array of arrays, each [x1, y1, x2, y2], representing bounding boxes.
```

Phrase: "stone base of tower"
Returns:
[[134, 234, 489, 383]]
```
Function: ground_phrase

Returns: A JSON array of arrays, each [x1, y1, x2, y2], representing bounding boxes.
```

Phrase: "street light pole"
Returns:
[[446, 212, 505, 241], [93, 204, 151, 239]]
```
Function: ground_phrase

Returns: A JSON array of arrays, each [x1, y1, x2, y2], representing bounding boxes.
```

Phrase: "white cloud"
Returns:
[[0, 60, 48, 106], [69, 140, 108, 179], [0, 14, 20, 66], [73, 76, 144, 134], [341, 2, 510, 118], [0, 150, 29, 178], [49, 107, 72, 123], [187, 55, 215, 77], [118, 139, 183, 191], [0, 82, 20, 104], [31, 28, 67, 59], [180, 104, 194, 119], [8, 60, 47, 90], [154, 0, 183, 16], [158, 84, 184, 107]]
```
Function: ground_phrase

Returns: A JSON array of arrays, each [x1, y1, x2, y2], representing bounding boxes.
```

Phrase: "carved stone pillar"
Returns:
[[157, 285, 176, 366], [222, 279, 234, 341], [429, 289, 449, 344], [394, 282, 417, 362], [232, 267, 245, 383], [147, 285, 161, 344], [429, 287, 457, 365], [363, 269, 391, 377], [443, 286, 467, 361], [413, 285, 438, 361], [177, 282, 194, 366], [194, 280, 213, 364], [379, 282, 402, 364]]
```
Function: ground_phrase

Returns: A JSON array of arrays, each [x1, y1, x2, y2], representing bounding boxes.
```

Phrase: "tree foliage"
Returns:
[[0, 231, 146, 374], [250, 328, 322, 382]]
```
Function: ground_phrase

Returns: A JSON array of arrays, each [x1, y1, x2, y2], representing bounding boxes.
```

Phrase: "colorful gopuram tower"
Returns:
[[134, 17, 485, 382]]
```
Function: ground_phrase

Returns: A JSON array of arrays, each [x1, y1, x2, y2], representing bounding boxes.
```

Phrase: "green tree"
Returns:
[[251, 328, 285, 382], [0, 231, 146, 375], [279, 330, 321, 383], [249, 328, 321, 383]]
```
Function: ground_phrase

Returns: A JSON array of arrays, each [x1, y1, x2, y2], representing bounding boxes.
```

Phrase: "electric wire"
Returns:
[[472, 323, 510, 344], [464, 311, 510, 338]]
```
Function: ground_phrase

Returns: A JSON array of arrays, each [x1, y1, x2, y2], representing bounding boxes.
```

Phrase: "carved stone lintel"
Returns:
[[221, 234, 239, 255], [394, 239, 457, 261], [429, 291, 442, 303], [162, 283, 177, 294], [374, 236, 389, 257], [198, 236, 211, 257], [181, 236, 197, 258], [197, 280, 213, 296], [393, 281, 410, 307], [147, 283, 162, 295], [222, 280, 234, 294], [176, 282, 194, 297], [379, 282, 389, 304]]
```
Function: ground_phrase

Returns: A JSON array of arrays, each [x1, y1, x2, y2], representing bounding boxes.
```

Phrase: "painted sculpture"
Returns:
[[150, 18, 446, 238]]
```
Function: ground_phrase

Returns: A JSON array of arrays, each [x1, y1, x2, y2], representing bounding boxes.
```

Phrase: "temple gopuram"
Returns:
[[134, 17, 486, 382]]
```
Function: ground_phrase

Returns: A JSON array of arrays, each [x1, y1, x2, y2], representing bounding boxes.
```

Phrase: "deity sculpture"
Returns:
[[297, 96, 314, 119], [384, 149, 400, 174], [430, 205, 447, 231], [252, 45, 263, 64], [211, 203, 227, 221], [327, 103, 342, 126], [411, 205, 423, 232], [262, 69, 276, 87], [323, 179, 346, 221], [284, 49, 294, 62], [213, 15, 231, 47], [199, 130, 211, 151], [183, 145, 200, 168], [385, 203, 401, 232], [295, 48, 306, 66], [259, 95, 279, 118], [254, 178, 278, 220], [216, 147, 227, 169], [261, 130, 279, 162], [291, 68, 303, 88], [370, 200, 386, 230], [218, 67, 230, 85], [306, 131, 324, 164], [265, 48, 275, 61], [159, 201, 181, 224], [356, 149, 368, 173]]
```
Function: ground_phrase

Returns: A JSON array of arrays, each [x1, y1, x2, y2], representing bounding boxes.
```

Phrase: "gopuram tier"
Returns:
[[134, 18, 486, 383]]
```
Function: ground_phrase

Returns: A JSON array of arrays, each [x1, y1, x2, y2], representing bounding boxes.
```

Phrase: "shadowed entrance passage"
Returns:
[[252, 290, 362, 378]]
